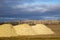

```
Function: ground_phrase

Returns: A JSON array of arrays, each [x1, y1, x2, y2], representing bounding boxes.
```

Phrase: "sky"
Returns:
[[0, 0, 60, 20]]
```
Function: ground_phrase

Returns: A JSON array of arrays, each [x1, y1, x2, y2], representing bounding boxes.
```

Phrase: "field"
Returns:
[[0, 20, 60, 40]]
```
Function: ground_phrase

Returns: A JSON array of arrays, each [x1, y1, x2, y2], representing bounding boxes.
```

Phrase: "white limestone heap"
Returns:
[[32, 24, 54, 35], [0, 23, 54, 37], [13, 24, 54, 35], [0, 24, 17, 37], [13, 24, 35, 35]]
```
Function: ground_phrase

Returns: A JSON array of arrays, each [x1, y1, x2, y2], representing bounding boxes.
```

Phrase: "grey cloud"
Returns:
[[12, 3, 60, 13], [0, 0, 60, 16]]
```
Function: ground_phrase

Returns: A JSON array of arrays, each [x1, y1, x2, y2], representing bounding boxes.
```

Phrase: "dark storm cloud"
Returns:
[[0, 0, 60, 16], [12, 4, 60, 13], [0, 0, 60, 20]]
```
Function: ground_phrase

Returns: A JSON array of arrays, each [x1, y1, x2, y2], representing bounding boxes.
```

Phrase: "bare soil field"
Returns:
[[46, 24, 60, 36]]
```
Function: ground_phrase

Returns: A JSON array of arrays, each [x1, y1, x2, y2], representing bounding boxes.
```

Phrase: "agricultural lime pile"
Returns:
[[13, 24, 54, 35], [13, 24, 35, 35], [0, 24, 54, 37], [0, 24, 17, 37], [32, 24, 54, 35]]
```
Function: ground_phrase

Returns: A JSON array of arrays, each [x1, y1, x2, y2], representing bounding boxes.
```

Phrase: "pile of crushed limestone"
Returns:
[[0, 24, 54, 37]]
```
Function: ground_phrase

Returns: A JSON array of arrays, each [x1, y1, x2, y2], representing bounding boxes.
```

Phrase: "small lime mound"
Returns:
[[13, 24, 35, 35], [32, 24, 54, 35], [0, 24, 17, 37]]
